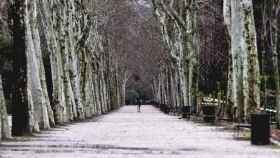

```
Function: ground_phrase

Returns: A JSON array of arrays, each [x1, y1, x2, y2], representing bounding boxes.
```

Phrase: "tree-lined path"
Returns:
[[0, 105, 279, 158]]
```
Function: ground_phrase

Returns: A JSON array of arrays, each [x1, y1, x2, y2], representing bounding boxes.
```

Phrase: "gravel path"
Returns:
[[0, 105, 279, 158]]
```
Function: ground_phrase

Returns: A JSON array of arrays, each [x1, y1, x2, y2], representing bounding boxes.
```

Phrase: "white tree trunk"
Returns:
[[225, 0, 260, 121], [26, 0, 51, 130]]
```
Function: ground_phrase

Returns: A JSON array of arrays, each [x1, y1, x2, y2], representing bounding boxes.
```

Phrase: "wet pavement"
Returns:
[[0, 105, 279, 158]]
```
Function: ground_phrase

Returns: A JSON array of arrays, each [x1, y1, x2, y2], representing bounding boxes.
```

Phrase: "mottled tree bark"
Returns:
[[26, 0, 51, 130], [224, 0, 260, 122], [0, 75, 11, 140]]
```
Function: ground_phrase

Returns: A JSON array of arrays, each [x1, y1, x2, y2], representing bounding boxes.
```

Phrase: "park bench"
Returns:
[[181, 106, 191, 119], [201, 105, 216, 123], [234, 123, 251, 138], [218, 118, 232, 121], [160, 104, 171, 114]]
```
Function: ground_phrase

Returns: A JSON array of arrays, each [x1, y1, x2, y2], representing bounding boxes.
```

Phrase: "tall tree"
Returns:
[[223, 0, 260, 122]]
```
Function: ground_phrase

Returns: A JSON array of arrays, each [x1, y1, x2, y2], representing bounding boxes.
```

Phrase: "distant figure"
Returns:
[[137, 98, 142, 112]]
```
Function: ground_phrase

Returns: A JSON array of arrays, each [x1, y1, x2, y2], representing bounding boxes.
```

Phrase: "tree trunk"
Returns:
[[225, 0, 260, 122], [26, 0, 50, 130], [10, 0, 32, 136], [241, 0, 260, 118], [224, 0, 234, 120], [270, 4, 280, 127], [0, 75, 11, 140]]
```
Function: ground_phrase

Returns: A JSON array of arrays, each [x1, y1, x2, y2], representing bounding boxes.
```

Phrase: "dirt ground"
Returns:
[[0, 105, 279, 158]]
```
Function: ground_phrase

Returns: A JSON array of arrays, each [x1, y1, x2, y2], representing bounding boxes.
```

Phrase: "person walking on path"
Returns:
[[137, 98, 142, 112]]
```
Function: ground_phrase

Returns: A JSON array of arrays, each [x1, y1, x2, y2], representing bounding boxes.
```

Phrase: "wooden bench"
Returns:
[[218, 118, 232, 122]]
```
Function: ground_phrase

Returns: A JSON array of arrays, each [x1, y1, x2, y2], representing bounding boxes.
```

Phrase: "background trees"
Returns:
[[152, 0, 280, 125], [0, 0, 168, 139], [255, 0, 280, 127], [0, 0, 125, 137]]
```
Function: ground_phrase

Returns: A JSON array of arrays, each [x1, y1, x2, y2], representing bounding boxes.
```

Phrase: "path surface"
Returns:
[[0, 105, 279, 158]]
